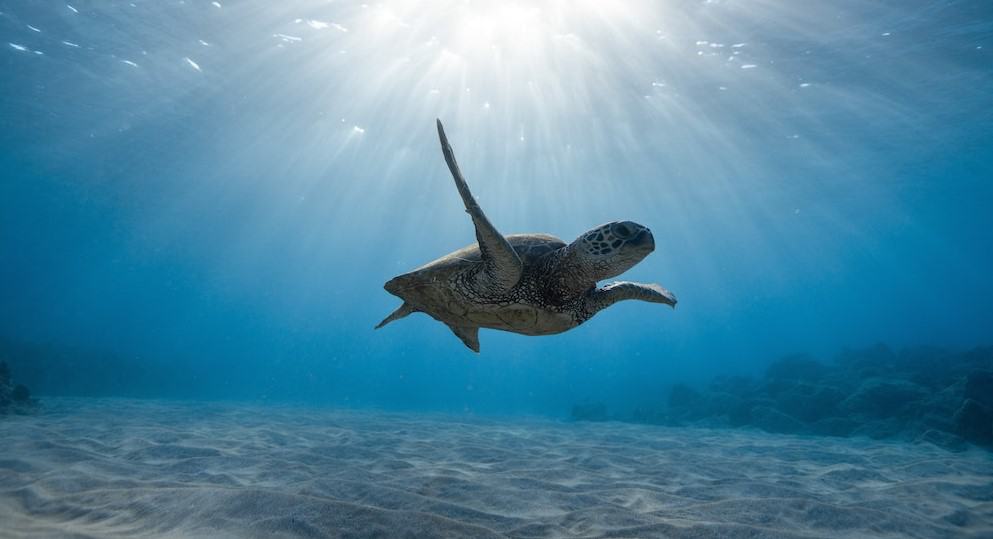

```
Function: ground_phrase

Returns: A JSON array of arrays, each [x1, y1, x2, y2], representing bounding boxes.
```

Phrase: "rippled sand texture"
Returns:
[[1, 399, 991, 539]]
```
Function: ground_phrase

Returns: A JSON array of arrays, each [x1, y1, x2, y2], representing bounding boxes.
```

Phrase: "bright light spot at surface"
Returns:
[[455, 4, 541, 52]]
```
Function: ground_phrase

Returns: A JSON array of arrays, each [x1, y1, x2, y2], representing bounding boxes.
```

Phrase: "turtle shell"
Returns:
[[385, 233, 565, 295]]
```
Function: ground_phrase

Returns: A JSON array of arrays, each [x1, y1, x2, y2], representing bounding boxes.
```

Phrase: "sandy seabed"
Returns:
[[0, 398, 991, 539]]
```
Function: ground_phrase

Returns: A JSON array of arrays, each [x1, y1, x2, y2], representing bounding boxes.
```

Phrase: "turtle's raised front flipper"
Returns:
[[437, 119, 523, 293], [585, 281, 677, 317]]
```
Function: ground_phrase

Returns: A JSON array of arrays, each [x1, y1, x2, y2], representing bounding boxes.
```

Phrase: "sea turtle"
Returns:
[[376, 120, 677, 352]]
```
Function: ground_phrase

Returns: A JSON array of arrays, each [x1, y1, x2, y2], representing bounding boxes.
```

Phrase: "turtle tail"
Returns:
[[375, 302, 415, 329]]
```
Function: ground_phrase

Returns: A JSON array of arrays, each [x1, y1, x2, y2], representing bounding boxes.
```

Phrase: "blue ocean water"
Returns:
[[1, 0, 991, 418]]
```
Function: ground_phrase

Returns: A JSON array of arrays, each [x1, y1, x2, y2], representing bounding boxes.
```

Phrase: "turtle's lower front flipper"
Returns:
[[585, 281, 677, 316]]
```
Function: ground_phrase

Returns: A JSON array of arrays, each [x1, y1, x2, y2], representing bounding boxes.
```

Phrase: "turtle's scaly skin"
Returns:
[[377, 120, 676, 352]]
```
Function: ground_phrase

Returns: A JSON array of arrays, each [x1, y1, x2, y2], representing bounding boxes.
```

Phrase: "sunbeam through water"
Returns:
[[1, 1, 992, 536]]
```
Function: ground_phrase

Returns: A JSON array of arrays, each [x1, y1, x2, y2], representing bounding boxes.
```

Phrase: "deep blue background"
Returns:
[[1, 0, 991, 415]]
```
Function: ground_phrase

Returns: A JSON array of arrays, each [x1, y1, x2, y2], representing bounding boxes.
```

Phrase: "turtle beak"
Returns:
[[630, 228, 655, 253]]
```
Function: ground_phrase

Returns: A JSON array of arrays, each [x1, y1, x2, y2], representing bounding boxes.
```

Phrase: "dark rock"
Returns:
[[765, 354, 826, 382], [811, 417, 859, 437], [760, 377, 795, 397], [709, 375, 755, 396], [627, 345, 993, 451], [921, 379, 967, 418], [836, 343, 896, 378], [1, 361, 36, 415], [959, 347, 993, 372], [915, 429, 967, 452], [776, 383, 845, 423], [571, 402, 608, 422], [668, 384, 701, 409], [666, 384, 710, 423], [704, 391, 742, 417], [12, 384, 30, 403], [920, 413, 957, 433], [841, 379, 929, 418], [965, 371, 993, 408], [953, 399, 993, 446], [750, 406, 804, 434], [727, 400, 757, 427], [852, 419, 906, 440], [903, 347, 959, 389]]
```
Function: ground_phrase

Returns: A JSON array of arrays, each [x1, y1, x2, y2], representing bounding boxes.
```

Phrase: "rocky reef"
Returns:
[[633, 345, 993, 451], [0, 360, 36, 415], [570, 401, 609, 422]]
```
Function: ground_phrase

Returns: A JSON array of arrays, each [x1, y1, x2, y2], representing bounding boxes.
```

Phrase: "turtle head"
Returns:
[[568, 221, 655, 281]]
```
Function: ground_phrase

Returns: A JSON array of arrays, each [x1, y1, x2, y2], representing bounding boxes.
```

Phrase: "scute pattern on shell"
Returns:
[[385, 234, 586, 337]]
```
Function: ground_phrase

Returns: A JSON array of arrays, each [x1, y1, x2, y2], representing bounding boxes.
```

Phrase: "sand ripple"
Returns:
[[1, 398, 991, 538]]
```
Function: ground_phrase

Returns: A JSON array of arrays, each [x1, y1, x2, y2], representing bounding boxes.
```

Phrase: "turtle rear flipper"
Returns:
[[375, 302, 415, 329], [448, 324, 480, 353]]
